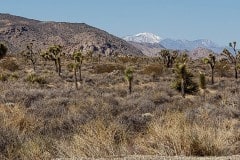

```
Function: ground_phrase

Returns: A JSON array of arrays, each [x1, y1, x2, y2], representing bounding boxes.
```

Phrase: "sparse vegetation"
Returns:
[[203, 53, 216, 84], [0, 56, 19, 71], [21, 43, 38, 71], [71, 50, 84, 89], [159, 49, 178, 68], [124, 67, 134, 94], [25, 73, 47, 84], [41, 45, 64, 76], [172, 63, 199, 97], [0, 43, 239, 159], [222, 42, 240, 79]]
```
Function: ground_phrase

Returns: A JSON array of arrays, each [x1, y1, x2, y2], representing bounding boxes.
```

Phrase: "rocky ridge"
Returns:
[[0, 13, 143, 56]]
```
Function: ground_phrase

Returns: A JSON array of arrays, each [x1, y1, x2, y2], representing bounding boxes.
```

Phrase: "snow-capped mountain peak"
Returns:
[[123, 32, 161, 44]]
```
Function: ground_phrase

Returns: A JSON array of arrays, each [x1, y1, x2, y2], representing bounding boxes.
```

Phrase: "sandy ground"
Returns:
[[56, 155, 240, 160]]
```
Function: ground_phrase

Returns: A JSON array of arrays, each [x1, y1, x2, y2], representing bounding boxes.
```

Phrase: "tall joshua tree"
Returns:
[[22, 43, 37, 71], [73, 50, 84, 84], [41, 45, 63, 76], [222, 42, 240, 79], [203, 53, 216, 84], [199, 72, 206, 89], [124, 68, 134, 94], [172, 63, 198, 98], [159, 49, 178, 68], [179, 63, 187, 98], [0, 43, 7, 60]]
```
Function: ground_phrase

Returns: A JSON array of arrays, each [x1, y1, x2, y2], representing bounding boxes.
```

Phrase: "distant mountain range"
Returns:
[[160, 38, 223, 53], [128, 41, 165, 57], [123, 32, 226, 56]]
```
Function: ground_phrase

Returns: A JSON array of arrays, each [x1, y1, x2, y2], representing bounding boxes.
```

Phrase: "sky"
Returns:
[[1, 0, 240, 46]]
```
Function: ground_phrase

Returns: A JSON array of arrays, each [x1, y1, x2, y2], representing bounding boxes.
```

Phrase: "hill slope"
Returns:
[[129, 41, 165, 56], [0, 14, 143, 55]]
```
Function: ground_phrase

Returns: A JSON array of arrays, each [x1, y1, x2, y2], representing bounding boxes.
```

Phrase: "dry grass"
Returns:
[[0, 54, 239, 159]]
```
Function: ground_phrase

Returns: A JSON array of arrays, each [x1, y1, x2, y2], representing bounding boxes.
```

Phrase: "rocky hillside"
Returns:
[[0, 14, 143, 55], [188, 47, 216, 60], [129, 41, 165, 56]]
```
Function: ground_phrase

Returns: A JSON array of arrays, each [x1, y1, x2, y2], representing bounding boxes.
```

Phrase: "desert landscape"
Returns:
[[0, 4, 240, 159], [0, 14, 240, 159]]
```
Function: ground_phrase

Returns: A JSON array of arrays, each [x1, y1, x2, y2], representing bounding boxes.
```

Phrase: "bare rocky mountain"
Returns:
[[129, 41, 165, 56], [188, 47, 217, 59], [0, 13, 143, 55]]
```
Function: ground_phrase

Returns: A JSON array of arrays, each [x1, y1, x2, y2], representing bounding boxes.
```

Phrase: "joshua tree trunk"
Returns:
[[74, 67, 78, 89], [98, 54, 101, 64], [129, 80, 132, 94], [181, 78, 185, 98], [211, 67, 214, 84], [31, 59, 36, 71], [235, 65, 238, 79], [54, 59, 58, 72], [58, 58, 61, 76], [78, 65, 82, 81]]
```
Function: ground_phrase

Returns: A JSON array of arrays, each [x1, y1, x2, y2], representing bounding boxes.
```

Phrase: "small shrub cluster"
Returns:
[[92, 63, 125, 74], [141, 64, 164, 76], [0, 57, 19, 71], [25, 73, 47, 84]]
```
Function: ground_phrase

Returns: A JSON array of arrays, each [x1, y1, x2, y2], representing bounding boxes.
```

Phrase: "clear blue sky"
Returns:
[[1, 0, 240, 46]]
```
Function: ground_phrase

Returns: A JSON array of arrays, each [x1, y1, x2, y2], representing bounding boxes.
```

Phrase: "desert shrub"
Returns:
[[25, 73, 47, 84], [0, 73, 9, 81], [0, 57, 19, 71], [92, 63, 125, 74], [141, 64, 164, 76], [145, 111, 236, 156], [66, 63, 74, 72], [117, 56, 139, 64], [0, 127, 22, 159], [0, 73, 19, 82]]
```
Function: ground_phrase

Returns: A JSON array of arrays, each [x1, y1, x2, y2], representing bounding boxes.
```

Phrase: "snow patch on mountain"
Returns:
[[123, 32, 161, 44]]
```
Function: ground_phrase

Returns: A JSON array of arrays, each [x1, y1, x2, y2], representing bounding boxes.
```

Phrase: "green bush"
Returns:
[[25, 73, 47, 84], [0, 73, 9, 81]]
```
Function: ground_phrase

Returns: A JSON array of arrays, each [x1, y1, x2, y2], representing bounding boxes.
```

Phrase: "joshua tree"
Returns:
[[73, 50, 84, 84], [124, 68, 134, 94], [21, 43, 37, 71], [222, 42, 240, 79], [199, 72, 206, 90], [177, 52, 189, 63], [86, 51, 94, 63], [41, 45, 63, 76], [159, 49, 178, 68], [172, 63, 198, 98], [203, 53, 216, 84], [0, 43, 7, 60]]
